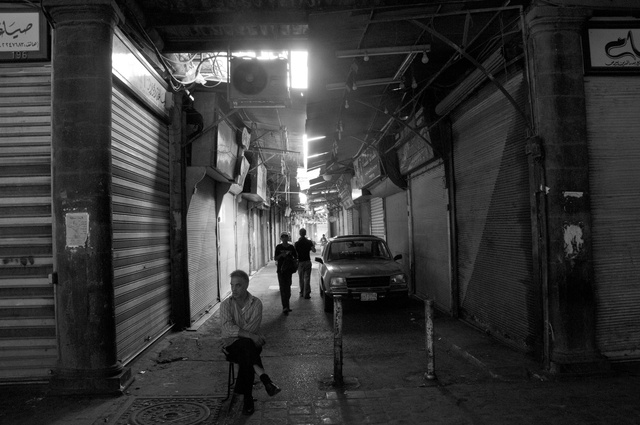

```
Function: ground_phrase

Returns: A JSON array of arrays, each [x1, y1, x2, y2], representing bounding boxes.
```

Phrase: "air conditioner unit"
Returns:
[[229, 57, 290, 108]]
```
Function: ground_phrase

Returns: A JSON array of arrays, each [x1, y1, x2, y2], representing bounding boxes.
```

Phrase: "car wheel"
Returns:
[[323, 291, 333, 313]]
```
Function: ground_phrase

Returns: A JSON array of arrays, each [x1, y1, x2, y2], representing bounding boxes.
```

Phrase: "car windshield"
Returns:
[[326, 239, 391, 261]]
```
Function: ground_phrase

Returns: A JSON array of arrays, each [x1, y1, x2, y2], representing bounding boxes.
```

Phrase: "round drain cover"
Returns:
[[130, 401, 210, 425]]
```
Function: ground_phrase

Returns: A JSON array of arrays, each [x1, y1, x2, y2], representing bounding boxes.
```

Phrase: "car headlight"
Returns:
[[390, 274, 407, 285], [330, 277, 347, 287]]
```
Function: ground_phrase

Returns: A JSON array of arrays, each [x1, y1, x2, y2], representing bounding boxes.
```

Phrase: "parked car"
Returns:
[[315, 235, 409, 312]]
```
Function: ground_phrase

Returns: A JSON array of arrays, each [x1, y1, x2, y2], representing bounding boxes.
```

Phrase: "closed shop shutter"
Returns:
[[111, 84, 172, 363], [385, 191, 410, 284], [585, 76, 640, 360], [370, 197, 385, 239], [236, 200, 250, 274], [0, 65, 56, 382], [186, 176, 218, 324], [410, 162, 451, 311], [218, 192, 236, 299], [452, 70, 537, 351]]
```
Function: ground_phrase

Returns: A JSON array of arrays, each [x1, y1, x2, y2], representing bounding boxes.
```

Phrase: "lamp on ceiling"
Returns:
[[421, 51, 429, 64]]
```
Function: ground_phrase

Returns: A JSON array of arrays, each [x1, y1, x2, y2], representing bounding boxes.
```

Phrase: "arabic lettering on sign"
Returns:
[[0, 12, 39, 52], [112, 30, 168, 114], [588, 28, 640, 69]]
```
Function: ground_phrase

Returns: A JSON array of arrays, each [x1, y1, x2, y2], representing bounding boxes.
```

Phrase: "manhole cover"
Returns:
[[115, 397, 221, 425]]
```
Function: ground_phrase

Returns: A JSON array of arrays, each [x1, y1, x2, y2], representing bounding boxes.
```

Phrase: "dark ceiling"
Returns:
[[113, 0, 530, 208]]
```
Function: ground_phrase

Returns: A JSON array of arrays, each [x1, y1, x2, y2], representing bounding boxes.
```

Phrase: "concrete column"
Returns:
[[526, 6, 605, 372], [45, 1, 131, 393]]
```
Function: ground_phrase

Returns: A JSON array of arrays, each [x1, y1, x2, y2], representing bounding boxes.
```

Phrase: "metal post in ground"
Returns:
[[333, 295, 344, 386], [424, 298, 436, 380]]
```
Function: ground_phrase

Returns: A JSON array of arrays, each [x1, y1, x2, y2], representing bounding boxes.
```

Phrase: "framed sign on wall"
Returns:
[[585, 23, 640, 74], [0, 7, 50, 62]]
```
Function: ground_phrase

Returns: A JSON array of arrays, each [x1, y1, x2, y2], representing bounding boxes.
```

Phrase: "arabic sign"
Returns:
[[0, 8, 49, 61], [112, 28, 168, 115], [586, 26, 640, 72], [353, 146, 382, 189]]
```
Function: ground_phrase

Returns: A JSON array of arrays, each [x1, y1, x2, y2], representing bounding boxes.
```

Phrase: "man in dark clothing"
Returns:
[[294, 228, 316, 299], [274, 232, 297, 315]]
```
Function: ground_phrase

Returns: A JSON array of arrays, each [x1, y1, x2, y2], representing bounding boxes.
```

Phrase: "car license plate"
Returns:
[[361, 292, 377, 301]]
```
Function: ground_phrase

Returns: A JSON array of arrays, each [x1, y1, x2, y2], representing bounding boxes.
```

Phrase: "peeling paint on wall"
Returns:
[[563, 223, 584, 259]]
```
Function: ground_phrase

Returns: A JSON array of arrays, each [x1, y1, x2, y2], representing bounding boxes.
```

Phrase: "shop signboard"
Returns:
[[585, 24, 640, 73], [0, 7, 49, 62], [354, 146, 382, 188]]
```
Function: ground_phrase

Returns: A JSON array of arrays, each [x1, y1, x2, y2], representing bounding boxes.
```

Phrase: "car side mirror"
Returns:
[[315, 257, 324, 264], [393, 254, 403, 261]]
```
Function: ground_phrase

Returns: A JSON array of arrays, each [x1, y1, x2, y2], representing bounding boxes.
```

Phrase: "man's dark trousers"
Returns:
[[225, 337, 263, 396]]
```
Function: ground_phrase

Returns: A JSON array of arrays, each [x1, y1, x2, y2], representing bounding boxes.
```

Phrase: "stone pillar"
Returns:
[[526, 6, 605, 372], [45, 1, 131, 393]]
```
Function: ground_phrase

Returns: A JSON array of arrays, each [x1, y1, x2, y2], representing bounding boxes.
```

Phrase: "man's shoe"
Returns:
[[283, 308, 289, 315], [242, 396, 255, 415], [260, 374, 281, 397], [264, 381, 281, 397]]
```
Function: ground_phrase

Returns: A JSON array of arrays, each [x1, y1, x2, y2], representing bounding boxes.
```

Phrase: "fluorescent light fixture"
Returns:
[[307, 152, 330, 159], [306, 135, 326, 142], [326, 77, 400, 91], [336, 45, 430, 58]]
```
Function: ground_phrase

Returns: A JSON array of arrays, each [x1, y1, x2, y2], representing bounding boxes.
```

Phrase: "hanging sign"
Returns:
[[0, 7, 50, 62], [585, 25, 640, 73]]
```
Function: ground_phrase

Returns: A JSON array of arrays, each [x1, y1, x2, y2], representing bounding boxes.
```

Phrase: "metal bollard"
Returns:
[[424, 299, 436, 380], [333, 295, 344, 386]]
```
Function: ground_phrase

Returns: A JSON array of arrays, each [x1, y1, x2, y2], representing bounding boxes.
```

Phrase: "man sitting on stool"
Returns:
[[220, 269, 281, 415]]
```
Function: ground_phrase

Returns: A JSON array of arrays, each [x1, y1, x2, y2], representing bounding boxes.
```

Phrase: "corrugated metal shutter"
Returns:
[[218, 193, 236, 299], [585, 76, 640, 360], [236, 200, 250, 274], [452, 70, 538, 351], [385, 191, 410, 283], [111, 84, 172, 363], [186, 176, 218, 324], [346, 209, 354, 235], [370, 197, 385, 239], [0, 65, 56, 382], [410, 163, 451, 311]]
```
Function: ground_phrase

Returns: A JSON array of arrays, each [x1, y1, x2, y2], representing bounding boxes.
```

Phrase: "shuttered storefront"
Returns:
[[345, 208, 354, 235], [585, 76, 640, 360], [186, 176, 219, 325], [218, 192, 236, 298], [370, 197, 385, 239], [452, 70, 538, 351], [236, 199, 250, 274], [111, 83, 172, 363], [0, 65, 56, 382], [410, 163, 451, 310], [385, 191, 410, 282]]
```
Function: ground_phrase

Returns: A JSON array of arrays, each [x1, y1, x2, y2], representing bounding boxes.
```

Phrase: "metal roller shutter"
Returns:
[[186, 177, 218, 324], [0, 65, 56, 382], [111, 83, 172, 363], [585, 76, 640, 360], [346, 209, 353, 235], [370, 197, 385, 239], [452, 70, 538, 351], [410, 163, 451, 311]]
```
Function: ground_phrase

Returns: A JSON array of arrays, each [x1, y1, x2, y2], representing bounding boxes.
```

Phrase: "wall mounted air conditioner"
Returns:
[[229, 57, 290, 108]]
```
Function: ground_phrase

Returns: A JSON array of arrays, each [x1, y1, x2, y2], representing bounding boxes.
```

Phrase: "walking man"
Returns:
[[295, 228, 316, 299], [220, 270, 281, 415]]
